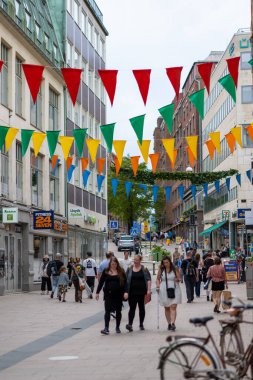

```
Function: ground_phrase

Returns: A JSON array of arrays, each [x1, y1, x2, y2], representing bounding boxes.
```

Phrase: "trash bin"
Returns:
[[246, 265, 253, 300]]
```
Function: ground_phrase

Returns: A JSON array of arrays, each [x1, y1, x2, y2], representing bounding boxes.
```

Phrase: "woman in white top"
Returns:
[[156, 255, 182, 331]]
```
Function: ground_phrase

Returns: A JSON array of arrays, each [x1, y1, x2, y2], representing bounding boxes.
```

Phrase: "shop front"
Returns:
[[200, 220, 229, 250]]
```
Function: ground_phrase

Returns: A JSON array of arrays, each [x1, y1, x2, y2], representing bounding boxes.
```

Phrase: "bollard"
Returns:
[[153, 261, 156, 275]]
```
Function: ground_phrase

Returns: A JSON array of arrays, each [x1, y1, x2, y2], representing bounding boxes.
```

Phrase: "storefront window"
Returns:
[[33, 235, 46, 282]]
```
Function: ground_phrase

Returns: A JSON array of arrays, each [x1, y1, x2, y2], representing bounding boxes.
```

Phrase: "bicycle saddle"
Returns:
[[189, 316, 214, 325]]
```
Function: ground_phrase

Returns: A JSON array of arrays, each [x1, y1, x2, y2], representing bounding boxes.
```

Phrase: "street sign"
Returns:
[[237, 208, 251, 219], [109, 220, 118, 229], [222, 210, 230, 221]]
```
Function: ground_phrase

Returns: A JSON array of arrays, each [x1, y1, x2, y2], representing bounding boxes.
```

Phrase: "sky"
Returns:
[[98, 0, 251, 158]]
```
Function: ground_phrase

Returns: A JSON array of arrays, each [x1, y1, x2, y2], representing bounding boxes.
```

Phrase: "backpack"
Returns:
[[46, 260, 57, 276], [185, 260, 196, 277]]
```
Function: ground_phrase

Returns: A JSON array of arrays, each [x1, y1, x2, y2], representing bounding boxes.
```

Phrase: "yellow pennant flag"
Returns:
[[231, 126, 243, 148], [162, 138, 175, 163], [5, 127, 19, 152], [137, 140, 151, 163], [113, 140, 126, 167], [185, 136, 198, 160], [209, 131, 221, 154], [59, 136, 74, 160], [32, 132, 46, 157], [86, 139, 100, 163]]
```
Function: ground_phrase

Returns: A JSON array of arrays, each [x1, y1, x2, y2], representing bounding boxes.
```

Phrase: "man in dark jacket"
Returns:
[[180, 251, 198, 303], [48, 253, 64, 299]]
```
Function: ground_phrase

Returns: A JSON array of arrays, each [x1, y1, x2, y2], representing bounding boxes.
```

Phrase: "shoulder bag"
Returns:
[[165, 269, 175, 298]]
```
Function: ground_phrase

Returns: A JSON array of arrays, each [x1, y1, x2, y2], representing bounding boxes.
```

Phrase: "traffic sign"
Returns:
[[109, 220, 118, 229]]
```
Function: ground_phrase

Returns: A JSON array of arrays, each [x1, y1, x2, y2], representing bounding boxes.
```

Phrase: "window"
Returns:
[[49, 88, 59, 130], [81, 11, 87, 35], [74, 50, 80, 68], [67, 0, 72, 14], [100, 38, 105, 59], [35, 23, 41, 42], [25, 10, 31, 30], [49, 160, 59, 212], [94, 30, 99, 51], [242, 124, 253, 148], [241, 86, 253, 103], [15, 57, 22, 116], [241, 52, 251, 70], [82, 110, 87, 128], [89, 116, 94, 137], [53, 44, 58, 61], [15, 0, 21, 18], [82, 59, 88, 83], [66, 41, 72, 66], [74, 102, 80, 126], [73, 1, 79, 24], [87, 20, 93, 44], [1, 145, 8, 196], [16, 142, 23, 201], [45, 34, 50, 51], [31, 151, 43, 207], [67, 93, 73, 121], [31, 86, 42, 129], [1, 43, 8, 107], [89, 68, 94, 92], [94, 73, 100, 98]]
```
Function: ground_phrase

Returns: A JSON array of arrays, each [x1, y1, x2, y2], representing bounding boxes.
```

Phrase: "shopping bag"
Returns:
[[222, 290, 232, 310], [78, 277, 85, 291], [83, 280, 92, 297]]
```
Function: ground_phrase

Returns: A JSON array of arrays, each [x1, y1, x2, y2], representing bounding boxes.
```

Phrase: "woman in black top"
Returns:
[[96, 257, 127, 335]]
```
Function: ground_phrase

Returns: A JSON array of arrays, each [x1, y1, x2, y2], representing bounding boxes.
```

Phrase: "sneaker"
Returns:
[[187, 300, 191, 303], [89, 294, 93, 299], [79, 300, 82, 303], [58, 295, 61, 301], [214, 305, 218, 312], [126, 324, 133, 332], [207, 296, 210, 301], [139, 325, 145, 331], [168, 324, 172, 330], [41, 291, 45, 295], [170, 323, 176, 331], [62, 300, 66, 302], [50, 292, 54, 299], [116, 327, 121, 333], [101, 328, 109, 335]]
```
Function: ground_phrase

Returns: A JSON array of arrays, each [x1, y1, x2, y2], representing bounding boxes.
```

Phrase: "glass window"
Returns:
[[35, 23, 41, 42], [94, 30, 99, 51], [31, 86, 42, 129], [45, 33, 50, 51], [15, 57, 22, 116], [1, 145, 8, 196], [82, 59, 88, 83], [16, 142, 23, 201], [241, 86, 253, 103], [89, 68, 94, 91], [74, 102, 80, 126], [15, 0, 21, 17], [82, 111, 87, 129], [73, 1, 79, 24], [31, 152, 43, 207], [49, 160, 59, 212], [240, 52, 251, 70], [88, 20, 93, 44], [53, 44, 58, 61], [1, 43, 8, 107], [66, 41, 72, 66], [49, 88, 59, 130], [81, 11, 87, 35], [67, 93, 73, 121], [67, 0, 72, 14], [94, 73, 100, 98], [74, 49, 80, 68], [25, 10, 31, 30]]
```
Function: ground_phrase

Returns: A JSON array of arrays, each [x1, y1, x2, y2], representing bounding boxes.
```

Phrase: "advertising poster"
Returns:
[[224, 260, 238, 281], [33, 211, 54, 230]]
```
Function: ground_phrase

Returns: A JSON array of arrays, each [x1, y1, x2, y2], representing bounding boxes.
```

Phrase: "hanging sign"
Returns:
[[2, 208, 18, 223], [68, 207, 85, 219], [33, 211, 54, 229]]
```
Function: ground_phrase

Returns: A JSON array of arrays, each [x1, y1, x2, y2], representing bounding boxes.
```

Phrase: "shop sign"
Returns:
[[245, 209, 253, 226], [54, 220, 68, 233], [2, 208, 18, 223], [224, 260, 238, 281], [222, 210, 230, 221], [237, 208, 251, 219], [68, 207, 84, 219], [33, 211, 54, 229], [143, 221, 149, 233]]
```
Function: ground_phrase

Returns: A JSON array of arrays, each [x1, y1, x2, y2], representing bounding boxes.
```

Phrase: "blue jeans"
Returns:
[[195, 281, 201, 297], [52, 276, 59, 296]]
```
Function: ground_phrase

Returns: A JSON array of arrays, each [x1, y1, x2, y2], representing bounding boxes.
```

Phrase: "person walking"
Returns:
[[40, 255, 52, 295], [194, 253, 202, 298], [48, 253, 64, 299], [58, 266, 69, 302], [96, 257, 127, 335], [207, 256, 227, 313], [98, 252, 113, 280], [83, 252, 97, 298], [180, 251, 198, 303], [70, 258, 85, 303], [202, 252, 214, 301], [156, 255, 181, 331], [119, 251, 132, 272], [125, 255, 151, 332]]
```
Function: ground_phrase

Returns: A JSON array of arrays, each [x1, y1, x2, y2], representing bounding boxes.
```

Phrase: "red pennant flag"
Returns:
[[132, 69, 151, 105], [51, 155, 58, 172], [98, 69, 118, 106], [66, 156, 73, 171], [197, 62, 214, 94], [61, 68, 82, 106], [165, 67, 183, 99], [0, 60, 3, 72], [226, 57, 240, 88], [22, 64, 44, 103]]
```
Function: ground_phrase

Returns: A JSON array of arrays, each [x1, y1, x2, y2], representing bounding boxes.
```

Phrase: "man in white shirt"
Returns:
[[83, 252, 97, 299], [120, 251, 132, 272]]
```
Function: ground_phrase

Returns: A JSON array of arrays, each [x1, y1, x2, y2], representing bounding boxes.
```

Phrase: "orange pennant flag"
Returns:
[[205, 140, 215, 160], [81, 157, 89, 172], [66, 156, 73, 171], [52, 155, 59, 171], [130, 156, 140, 177], [149, 153, 159, 173], [246, 125, 253, 141], [186, 146, 195, 167], [114, 155, 121, 176], [225, 133, 236, 154], [171, 149, 178, 170], [97, 157, 105, 175]]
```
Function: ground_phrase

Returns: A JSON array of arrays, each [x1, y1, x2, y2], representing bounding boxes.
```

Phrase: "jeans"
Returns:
[[184, 276, 196, 302], [52, 276, 59, 296], [128, 294, 145, 326], [73, 279, 83, 301], [195, 280, 201, 297], [86, 276, 95, 293]]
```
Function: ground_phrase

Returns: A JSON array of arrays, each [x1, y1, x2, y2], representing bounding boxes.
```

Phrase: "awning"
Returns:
[[199, 220, 227, 236]]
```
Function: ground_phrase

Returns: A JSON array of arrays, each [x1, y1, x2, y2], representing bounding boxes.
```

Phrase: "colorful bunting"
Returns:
[[86, 139, 100, 163], [97, 174, 105, 192], [231, 126, 243, 148], [225, 133, 236, 154], [111, 178, 119, 197], [22, 64, 44, 103], [59, 136, 74, 160], [214, 180, 220, 194], [197, 62, 214, 94], [149, 153, 159, 173], [158, 103, 174, 134], [132, 69, 151, 105], [100, 123, 115, 153], [186, 147, 195, 168], [152, 185, 159, 203], [245, 125, 253, 142], [51, 155, 59, 172], [218, 74, 236, 103], [226, 56, 240, 88], [209, 132, 221, 154], [129, 114, 145, 145], [165, 67, 183, 99], [171, 149, 178, 170], [137, 140, 151, 163], [203, 183, 208, 197], [66, 156, 73, 171], [165, 186, 171, 203], [178, 185, 184, 201], [113, 140, 126, 167], [0, 60, 3, 72], [61, 68, 82, 106], [162, 138, 175, 163], [81, 157, 89, 173], [46, 130, 60, 158], [185, 135, 198, 160], [130, 156, 140, 177], [97, 157, 105, 175], [21, 129, 34, 157], [205, 139, 215, 160], [139, 184, 147, 193], [67, 164, 75, 182], [236, 174, 241, 186], [226, 177, 231, 191], [113, 155, 121, 176], [72, 128, 87, 157], [5, 127, 18, 152], [125, 182, 133, 198], [82, 169, 91, 188], [190, 184, 196, 200], [188, 89, 205, 119], [52, 159, 60, 175], [32, 132, 46, 157], [98, 70, 118, 106], [0, 126, 9, 151]]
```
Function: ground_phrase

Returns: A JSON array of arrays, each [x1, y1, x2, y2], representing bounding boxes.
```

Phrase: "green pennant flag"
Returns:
[[100, 123, 115, 153], [0, 126, 9, 151], [21, 129, 34, 157], [46, 130, 60, 158], [158, 103, 174, 134], [72, 128, 87, 157], [218, 74, 236, 103], [188, 88, 205, 120], [248, 58, 253, 66], [129, 114, 145, 144]]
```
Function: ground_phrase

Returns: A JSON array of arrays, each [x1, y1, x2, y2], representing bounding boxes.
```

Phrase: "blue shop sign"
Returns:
[[33, 210, 54, 229], [237, 208, 251, 219]]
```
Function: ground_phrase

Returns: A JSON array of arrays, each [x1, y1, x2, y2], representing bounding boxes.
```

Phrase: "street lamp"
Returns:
[[186, 166, 193, 173]]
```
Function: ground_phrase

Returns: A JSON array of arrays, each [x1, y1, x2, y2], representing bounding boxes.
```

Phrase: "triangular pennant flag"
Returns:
[[188, 89, 205, 119], [158, 103, 174, 134], [231, 126, 243, 148], [152, 185, 159, 203], [130, 156, 140, 177], [67, 164, 75, 182], [98, 70, 118, 106], [111, 178, 119, 197], [171, 149, 178, 170], [137, 140, 151, 163], [218, 74, 236, 103], [190, 184, 196, 201], [53, 159, 60, 175], [125, 181, 133, 198], [132, 69, 151, 105], [52, 155, 59, 172], [5, 127, 18, 152], [245, 125, 253, 142], [32, 132, 46, 157], [113, 155, 121, 176], [59, 136, 74, 160], [66, 156, 73, 171], [249, 58, 253, 66], [203, 183, 208, 197], [178, 185, 184, 201], [0, 126, 9, 151], [22, 64, 44, 103], [226, 56, 240, 88], [246, 169, 252, 183], [236, 174, 241, 186], [0, 60, 3, 72], [205, 140, 216, 160], [46, 130, 60, 158], [61, 68, 82, 106], [185, 136, 198, 160], [86, 139, 100, 163], [72, 128, 87, 157], [209, 132, 221, 154], [82, 169, 91, 188], [226, 177, 231, 191], [197, 62, 214, 94], [162, 138, 175, 163], [129, 114, 145, 145], [21, 129, 34, 156], [81, 157, 89, 173], [165, 67, 183, 99], [97, 157, 105, 175], [186, 147, 195, 168], [214, 180, 220, 194], [165, 186, 171, 203], [100, 123, 115, 153], [97, 174, 105, 192], [225, 133, 236, 154], [113, 140, 126, 167], [139, 184, 147, 193], [149, 153, 159, 173]]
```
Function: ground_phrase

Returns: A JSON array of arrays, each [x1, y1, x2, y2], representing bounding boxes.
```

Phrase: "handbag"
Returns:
[[78, 277, 85, 291], [165, 269, 175, 299]]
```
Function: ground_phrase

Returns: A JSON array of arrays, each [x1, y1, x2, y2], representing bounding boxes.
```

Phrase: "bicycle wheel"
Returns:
[[220, 325, 244, 369], [159, 340, 219, 380]]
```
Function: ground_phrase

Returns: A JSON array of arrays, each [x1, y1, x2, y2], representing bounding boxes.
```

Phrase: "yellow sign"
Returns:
[[143, 221, 149, 233], [176, 236, 181, 244]]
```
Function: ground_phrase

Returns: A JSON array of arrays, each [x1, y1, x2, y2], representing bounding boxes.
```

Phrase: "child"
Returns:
[[58, 266, 69, 302]]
